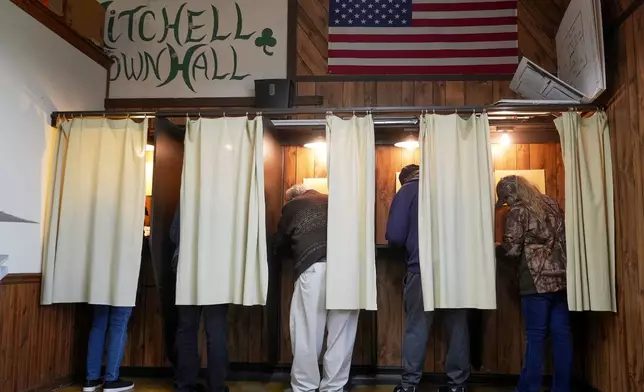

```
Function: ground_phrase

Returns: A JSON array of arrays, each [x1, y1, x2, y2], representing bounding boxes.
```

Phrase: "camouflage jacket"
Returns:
[[500, 195, 567, 295]]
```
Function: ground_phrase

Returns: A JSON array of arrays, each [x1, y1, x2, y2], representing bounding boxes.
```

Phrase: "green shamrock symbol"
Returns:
[[255, 28, 277, 56]]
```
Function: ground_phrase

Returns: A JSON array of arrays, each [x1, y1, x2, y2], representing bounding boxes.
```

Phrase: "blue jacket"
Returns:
[[385, 179, 419, 273]]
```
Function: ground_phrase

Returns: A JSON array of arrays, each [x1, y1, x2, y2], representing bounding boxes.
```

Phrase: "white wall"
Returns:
[[0, 2, 107, 274]]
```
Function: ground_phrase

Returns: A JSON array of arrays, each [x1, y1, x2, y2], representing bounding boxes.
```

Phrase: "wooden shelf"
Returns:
[[11, 0, 112, 70]]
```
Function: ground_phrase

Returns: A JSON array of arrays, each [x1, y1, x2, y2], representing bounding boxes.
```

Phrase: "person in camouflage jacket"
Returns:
[[495, 175, 572, 392]]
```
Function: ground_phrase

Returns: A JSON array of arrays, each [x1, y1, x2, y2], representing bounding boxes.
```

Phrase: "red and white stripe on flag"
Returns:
[[327, 0, 519, 75]]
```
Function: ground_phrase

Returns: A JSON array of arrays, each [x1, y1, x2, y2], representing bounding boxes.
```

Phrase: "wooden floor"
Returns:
[[53, 379, 520, 391]]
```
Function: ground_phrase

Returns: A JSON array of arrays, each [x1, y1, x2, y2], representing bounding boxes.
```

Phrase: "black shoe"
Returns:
[[195, 383, 207, 392], [394, 385, 416, 392], [82, 379, 104, 392], [438, 387, 468, 392], [103, 379, 134, 392]]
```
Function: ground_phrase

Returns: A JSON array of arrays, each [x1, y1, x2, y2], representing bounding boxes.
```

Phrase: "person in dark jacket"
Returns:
[[496, 175, 571, 392], [274, 184, 359, 392], [170, 206, 230, 392], [386, 164, 470, 392]]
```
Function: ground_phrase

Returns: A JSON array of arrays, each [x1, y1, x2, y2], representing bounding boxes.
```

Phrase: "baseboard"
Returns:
[[118, 363, 596, 388], [25, 375, 75, 392], [0, 273, 42, 285], [118, 364, 600, 391]]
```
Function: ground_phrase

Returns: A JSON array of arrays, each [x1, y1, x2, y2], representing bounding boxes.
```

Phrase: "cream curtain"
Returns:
[[176, 116, 268, 306], [555, 112, 616, 312], [418, 113, 496, 310], [41, 118, 148, 306], [325, 114, 377, 311]]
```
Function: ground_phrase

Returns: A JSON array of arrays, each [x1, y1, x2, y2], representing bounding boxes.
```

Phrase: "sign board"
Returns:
[[509, 0, 604, 103], [556, 0, 605, 101], [103, 0, 289, 98], [509, 58, 584, 103]]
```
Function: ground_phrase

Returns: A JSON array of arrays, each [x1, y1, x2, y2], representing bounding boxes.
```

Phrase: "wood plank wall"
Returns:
[[580, 4, 644, 392], [94, 79, 574, 376], [278, 142, 566, 373], [298, 80, 517, 111], [109, 126, 285, 368], [0, 277, 81, 392], [94, 76, 577, 379], [297, 0, 572, 76]]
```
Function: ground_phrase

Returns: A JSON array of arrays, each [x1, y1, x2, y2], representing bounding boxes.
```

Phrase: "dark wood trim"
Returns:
[[27, 375, 75, 392], [0, 273, 42, 285], [105, 68, 111, 103], [295, 73, 514, 82], [105, 95, 323, 110], [286, 0, 298, 81], [116, 364, 584, 389], [605, 0, 644, 36], [10, 0, 112, 70]]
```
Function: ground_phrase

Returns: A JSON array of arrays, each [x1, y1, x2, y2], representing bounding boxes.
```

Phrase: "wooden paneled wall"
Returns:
[[278, 142, 566, 373], [580, 5, 644, 392], [0, 277, 80, 392], [101, 79, 573, 375], [296, 0, 572, 76], [114, 141, 567, 375], [111, 127, 286, 368], [116, 265, 270, 367], [297, 79, 515, 109]]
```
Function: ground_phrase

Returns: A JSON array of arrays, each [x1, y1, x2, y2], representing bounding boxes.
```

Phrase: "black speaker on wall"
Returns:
[[254, 79, 294, 109]]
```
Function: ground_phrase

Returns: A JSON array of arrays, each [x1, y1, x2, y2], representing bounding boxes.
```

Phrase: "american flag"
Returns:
[[327, 0, 519, 75]]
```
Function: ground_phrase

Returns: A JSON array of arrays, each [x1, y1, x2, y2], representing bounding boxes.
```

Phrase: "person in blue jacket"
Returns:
[[386, 164, 470, 392]]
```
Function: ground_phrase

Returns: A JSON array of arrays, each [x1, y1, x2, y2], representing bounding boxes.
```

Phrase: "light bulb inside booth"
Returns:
[[394, 140, 419, 150], [303, 140, 327, 152], [500, 132, 511, 147], [304, 139, 327, 162]]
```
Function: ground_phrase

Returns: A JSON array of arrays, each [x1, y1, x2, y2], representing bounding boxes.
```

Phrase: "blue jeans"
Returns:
[[518, 291, 572, 392], [86, 305, 133, 382]]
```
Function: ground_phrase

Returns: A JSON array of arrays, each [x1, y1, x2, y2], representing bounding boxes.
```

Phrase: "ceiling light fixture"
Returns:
[[394, 140, 419, 150], [500, 132, 511, 147], [303, 141, 326, 149], [271, 117, 419, 128]]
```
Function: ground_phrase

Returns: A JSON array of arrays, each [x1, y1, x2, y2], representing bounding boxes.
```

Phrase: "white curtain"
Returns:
[[325, 114, 377, 311], [555, 112, 616, 312], [176, 116, 268, 306], [41, 117, 148, 306], [418, 113, 496, 310]]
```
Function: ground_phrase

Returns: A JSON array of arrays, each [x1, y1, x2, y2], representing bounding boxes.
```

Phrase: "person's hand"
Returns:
[[494, 242, 501, 247]]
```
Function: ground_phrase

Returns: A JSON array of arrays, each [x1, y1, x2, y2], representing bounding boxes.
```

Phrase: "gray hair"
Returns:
[[285, 184, 309, 201]]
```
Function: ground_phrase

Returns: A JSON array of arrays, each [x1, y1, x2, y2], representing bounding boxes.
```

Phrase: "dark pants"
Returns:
[[518, 291, 572, 392], [175, 305, 229, 392], [150, 241, 179, 367], [401, 272, 470, 388]]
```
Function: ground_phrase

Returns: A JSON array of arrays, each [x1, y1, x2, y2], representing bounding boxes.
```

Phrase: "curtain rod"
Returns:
[[50, 104, 601, 125]]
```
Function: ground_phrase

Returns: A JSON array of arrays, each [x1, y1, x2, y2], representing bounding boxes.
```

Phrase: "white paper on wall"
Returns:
[[0, 255, 8, 281], [509, 0, 604, 103], [510, 58, 584, 103], [556, 0, 605, 101]]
